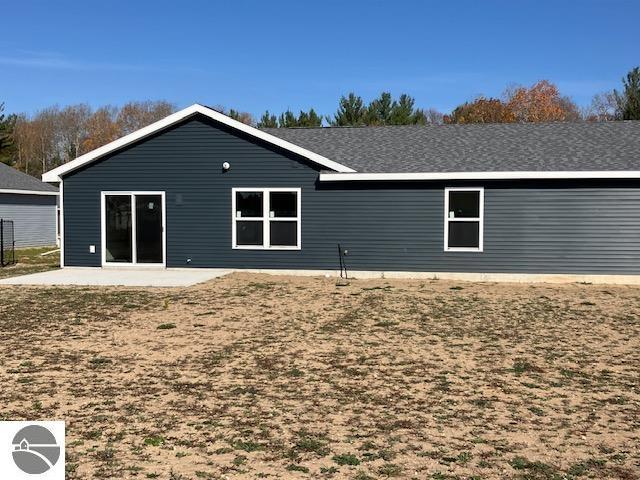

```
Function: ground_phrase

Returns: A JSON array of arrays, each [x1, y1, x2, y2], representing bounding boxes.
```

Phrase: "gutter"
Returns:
[[318, 171, 640, 182], [0, 189, 59, 196]]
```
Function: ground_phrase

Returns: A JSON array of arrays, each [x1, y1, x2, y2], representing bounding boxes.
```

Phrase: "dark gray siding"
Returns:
[[62, 115, 640, 274], [0, 193, 58, 247]]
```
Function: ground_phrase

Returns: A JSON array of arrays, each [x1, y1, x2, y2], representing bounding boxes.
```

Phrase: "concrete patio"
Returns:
[[0, 267, 233, 287]]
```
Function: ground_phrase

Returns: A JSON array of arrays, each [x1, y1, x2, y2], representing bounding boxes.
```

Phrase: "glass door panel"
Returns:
[[105, 195, 133, 263], [135, 195, 163, 263]]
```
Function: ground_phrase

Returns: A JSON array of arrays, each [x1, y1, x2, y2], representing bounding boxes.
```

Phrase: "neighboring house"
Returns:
[[0, 163, 59, 248], [42, 104, 640, 280]]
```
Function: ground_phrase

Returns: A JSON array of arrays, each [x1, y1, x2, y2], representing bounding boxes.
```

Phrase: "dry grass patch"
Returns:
[[0, 273, 639, 479], [0, 246, 59, 279]]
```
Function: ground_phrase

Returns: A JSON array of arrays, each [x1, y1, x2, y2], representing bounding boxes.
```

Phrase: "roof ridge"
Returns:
[[263, 120, 640, 131]]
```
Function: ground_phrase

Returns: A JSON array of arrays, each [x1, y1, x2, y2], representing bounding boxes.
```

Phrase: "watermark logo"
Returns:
[[1, 421, 65, 479], [12, 425, 61, 474]]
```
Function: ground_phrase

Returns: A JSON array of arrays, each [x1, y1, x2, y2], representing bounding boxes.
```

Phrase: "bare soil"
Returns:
[[0, 273, 638, 479]]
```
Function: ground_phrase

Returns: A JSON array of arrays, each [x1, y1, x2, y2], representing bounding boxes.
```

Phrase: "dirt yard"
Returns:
[[0, 273, 638, 479]]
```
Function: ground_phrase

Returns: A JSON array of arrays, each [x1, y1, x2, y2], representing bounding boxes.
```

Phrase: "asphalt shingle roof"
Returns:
[[0, 163, 58, 192], [263, 121, 640, 173]]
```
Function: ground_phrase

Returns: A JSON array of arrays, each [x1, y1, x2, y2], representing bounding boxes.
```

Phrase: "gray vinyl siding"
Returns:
[[62, 116, 640, 274], [0, 193, 58, 248]]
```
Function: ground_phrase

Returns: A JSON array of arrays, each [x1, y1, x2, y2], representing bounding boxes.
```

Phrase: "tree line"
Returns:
[[0, 67, 638, 178], [0, 100, 176, 177], [256, 93, 444, 128]]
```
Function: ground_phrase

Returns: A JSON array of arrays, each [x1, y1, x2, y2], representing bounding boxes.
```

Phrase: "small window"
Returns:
[[232, 188, 301, 249], [445, 188, 483, 252]]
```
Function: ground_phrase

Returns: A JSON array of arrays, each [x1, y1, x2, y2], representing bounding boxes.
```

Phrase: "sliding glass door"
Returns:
[[103, 192, 165, 266], [105, 195, 133, 263]]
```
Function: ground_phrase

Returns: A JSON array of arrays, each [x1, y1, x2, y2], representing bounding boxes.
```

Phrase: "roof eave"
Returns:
[[0, 188, 59, 195], [319, 171, 640, 181], [42, 104, 356, 182]]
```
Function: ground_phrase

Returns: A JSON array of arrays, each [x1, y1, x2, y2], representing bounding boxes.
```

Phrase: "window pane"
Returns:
[[448, 191, 479, 218], [237, 221, 263, 245], [270, 192, 297, 218], [105, 195, 132, 263], [448, 221, 479, 248], [236, 191, 263, 218], [270, 221, 297, 246]]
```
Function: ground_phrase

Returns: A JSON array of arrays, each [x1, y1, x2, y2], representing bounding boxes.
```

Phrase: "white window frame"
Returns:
[[232, 187, 301, 250], [100, 191, 167, 267], [444, 187, 484, 252]]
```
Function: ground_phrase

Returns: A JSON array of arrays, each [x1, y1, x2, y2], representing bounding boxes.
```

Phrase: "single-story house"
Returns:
[[42, 104, 640, 281], [0, 162, 58, 248]]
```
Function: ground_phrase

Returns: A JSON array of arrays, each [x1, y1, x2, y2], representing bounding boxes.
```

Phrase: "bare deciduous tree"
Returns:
[[423, 108, 445, 125], [585, 91, 619, 121], [82, 106, 119, 154], [116, 100, 176, 135], [12, 114, 38, 174], [59, 104, 91, 161]]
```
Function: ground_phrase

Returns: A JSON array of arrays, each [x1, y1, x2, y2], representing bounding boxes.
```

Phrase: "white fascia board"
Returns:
[[0, 188, 59, 196], [42, 104, 355, 182], [319, 171, 640, 182]]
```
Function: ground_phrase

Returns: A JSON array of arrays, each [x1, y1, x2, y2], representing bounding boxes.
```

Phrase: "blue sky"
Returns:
[[2, 0, 638, 117]]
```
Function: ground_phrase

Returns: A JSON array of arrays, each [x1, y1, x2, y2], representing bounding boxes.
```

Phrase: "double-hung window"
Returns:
[[444, 187, 484, 252], [232, 188, 301, 249]]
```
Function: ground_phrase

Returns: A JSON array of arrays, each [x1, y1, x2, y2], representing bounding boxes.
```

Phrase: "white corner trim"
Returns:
[[42, 104, 356, 182], [59, 180, 65, 268], [319, 171, 640, 182], [0, 188, 59, 196]]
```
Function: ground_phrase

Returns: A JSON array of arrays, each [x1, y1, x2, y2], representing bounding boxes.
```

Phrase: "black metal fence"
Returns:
[[0, 219, 15, 267]]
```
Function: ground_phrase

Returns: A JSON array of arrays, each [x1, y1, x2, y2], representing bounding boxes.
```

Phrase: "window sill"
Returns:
[[233, 245, 301, 251], [444, 247, 483, 253]]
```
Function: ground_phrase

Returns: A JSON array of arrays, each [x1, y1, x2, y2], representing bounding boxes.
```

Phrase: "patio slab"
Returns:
[[0, 267, 233, 287]]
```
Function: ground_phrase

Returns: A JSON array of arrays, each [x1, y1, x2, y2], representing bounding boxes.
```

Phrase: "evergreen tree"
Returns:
[[297, 108, 322, 127], [257, 110, 278, 128], [278, 110, 298, 128], [364, 92, 394, 125], [0, 103, 16, 165], [412, 108, 428, 125], [389, 94, 416, 125], [363, 93, 426, 125], [614, 67, 640, 120], [329, 93, 366, 126]]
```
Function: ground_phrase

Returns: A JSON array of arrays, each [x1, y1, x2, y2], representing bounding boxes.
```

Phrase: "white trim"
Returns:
[[0, 188, 58, 195], [55, 205, 60, 247], [444, 187, 484, 252], [231, 187, 301, 250], [59, 181, 65, 267], [100, 191, 166, 268], [42, 104, 355, 182], [319, 170, 640, 182]]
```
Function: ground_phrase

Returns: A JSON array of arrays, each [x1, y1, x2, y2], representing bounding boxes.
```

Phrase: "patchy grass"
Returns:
[[0, 246, 59, 279], [332, 453, 360, 466], [156, 323, 176, 330], [0, 273, 639, 479]]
